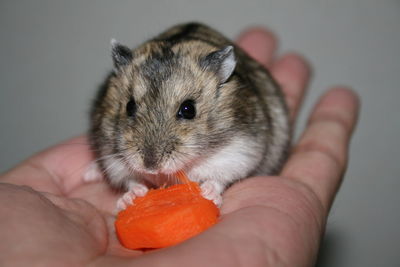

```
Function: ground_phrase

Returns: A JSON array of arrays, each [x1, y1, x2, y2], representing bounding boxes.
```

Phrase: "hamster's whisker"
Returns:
[[181, 142, 207, 149], [93, 153, 124, 164], [95, 152, 128, 175]]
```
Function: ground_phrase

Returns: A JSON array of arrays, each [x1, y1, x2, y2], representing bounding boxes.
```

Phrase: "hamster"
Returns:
[[87, 22, 290, 210]]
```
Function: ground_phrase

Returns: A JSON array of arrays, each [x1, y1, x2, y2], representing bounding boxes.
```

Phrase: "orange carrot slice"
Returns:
[[115, 172, 219, 250]]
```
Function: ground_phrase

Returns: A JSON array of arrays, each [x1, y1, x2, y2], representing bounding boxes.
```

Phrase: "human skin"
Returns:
[[0, 27, 359, 267]]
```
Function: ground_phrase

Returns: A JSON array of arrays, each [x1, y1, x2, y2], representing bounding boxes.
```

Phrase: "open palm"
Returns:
[[0, 28, 359, 267]]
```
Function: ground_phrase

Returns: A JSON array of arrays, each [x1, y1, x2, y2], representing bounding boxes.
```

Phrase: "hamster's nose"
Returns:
[[142, 147, 159, 170]]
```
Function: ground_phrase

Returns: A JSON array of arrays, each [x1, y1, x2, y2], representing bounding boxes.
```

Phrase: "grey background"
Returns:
[[0, 0, 399, 266]]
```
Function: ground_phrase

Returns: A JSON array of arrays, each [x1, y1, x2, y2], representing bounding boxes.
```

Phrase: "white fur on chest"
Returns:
[[94, 136, 265, 192], [188, 136, 264, 186]]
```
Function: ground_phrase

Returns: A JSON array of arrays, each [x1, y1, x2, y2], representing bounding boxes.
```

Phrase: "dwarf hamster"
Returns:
[[88, 22, 290, 210]]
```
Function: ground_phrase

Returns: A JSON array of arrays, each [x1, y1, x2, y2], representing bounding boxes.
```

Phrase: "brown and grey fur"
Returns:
[[88, 22, 290, 209]]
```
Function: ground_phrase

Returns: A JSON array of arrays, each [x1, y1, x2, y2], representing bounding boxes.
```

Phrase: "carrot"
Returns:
[[115, 171, 219, 250]]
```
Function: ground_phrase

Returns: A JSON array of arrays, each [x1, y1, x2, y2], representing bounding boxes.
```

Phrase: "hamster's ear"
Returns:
[[201, 45, 236, 83], [111, 39, 133, 70]]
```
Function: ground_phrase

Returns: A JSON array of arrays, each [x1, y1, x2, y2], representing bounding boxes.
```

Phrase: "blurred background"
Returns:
[[1, 0, 399, 266]]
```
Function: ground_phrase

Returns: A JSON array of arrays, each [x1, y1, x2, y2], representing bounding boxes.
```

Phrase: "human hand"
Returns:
[[0, 27, 359, 266]]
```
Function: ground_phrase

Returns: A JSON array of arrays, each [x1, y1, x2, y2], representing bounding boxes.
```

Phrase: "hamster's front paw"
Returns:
[[83, 162, 103, 182], [200, 181, 223, 207], [116, 184, 149, 211]]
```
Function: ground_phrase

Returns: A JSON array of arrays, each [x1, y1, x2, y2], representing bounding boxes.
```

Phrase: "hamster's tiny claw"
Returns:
[[116, 184, 149, 211], [116, 192, 133, 211], [200, 181, 223, 208], [83, 162, 103, 183]]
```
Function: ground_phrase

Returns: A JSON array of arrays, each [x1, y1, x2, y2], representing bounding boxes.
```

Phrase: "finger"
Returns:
[[281, 87, 360, 212], [37, 135, 95, 193], [0, 135, 93, 195], [236, 27, 277, 67], [271, 53, 311, 124]]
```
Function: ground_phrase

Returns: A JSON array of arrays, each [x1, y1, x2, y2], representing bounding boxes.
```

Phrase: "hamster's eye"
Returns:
[[177, 100, 196, 120], [126, 98, 137, 117]]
